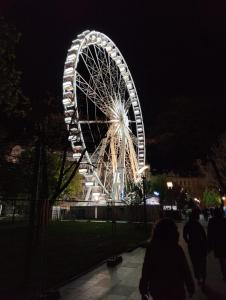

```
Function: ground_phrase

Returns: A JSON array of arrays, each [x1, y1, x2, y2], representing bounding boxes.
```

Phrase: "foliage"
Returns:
[[148, 96, 221, 175], [0, 17, 23, 116], [0, 17, 29, 157], [198, 133, 226, 192], [148, 174, 168, 200], [48, 152, 82, 199], [63, 172, 82, 199], [0, 162, 29, 199], [0, 148, 34, 198], [126, 181, 143, 205], [203, 189, 221, 207], [0, 149, 82, 201]]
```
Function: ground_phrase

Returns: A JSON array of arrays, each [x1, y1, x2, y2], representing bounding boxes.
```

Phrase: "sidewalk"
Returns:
[[60, 222, 226, 300]]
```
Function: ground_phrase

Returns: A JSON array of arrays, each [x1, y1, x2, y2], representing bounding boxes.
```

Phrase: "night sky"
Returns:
[[1, 0, 226, 174]]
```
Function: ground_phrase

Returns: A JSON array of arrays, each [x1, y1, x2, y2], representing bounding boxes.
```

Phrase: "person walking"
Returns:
[[208, 207, 226, 281], [139, 218, 195, 300], [203, 208, 209, 223], [183, 208, 207, 287]]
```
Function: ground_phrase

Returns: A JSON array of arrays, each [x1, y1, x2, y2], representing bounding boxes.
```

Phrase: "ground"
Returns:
[[0, 220, 149, 296], [59, 222, 226, 300]]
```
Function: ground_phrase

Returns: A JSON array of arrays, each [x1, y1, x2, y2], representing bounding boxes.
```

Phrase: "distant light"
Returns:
[[146, 197, 160, 205], [163, 205, 177, 211], [163, 205, 171, 210], [194, 197, 200, 203], [85, 182, 94, 186], [92, 192, 100, 196], [79, 168, 87, 174], [167, 181, 173, 189]]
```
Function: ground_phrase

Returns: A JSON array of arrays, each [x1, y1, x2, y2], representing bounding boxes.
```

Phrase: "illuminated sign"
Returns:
[[146, 196, 160, 205], [163, 205, 177, 211]]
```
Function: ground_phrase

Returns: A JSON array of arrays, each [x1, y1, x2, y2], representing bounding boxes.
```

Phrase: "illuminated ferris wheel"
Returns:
[[62, 30, 146, 204]]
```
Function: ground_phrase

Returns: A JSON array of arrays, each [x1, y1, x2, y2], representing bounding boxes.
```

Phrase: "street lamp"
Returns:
[[167, 181, 173, 189], [166, 181, 174, 212], [142, 175, 148, 233], [139, 165, 150, 233]]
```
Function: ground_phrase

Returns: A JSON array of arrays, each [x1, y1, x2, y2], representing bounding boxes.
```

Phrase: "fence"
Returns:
[[0, 198, 30, 223], [52, 202, 160, 222]]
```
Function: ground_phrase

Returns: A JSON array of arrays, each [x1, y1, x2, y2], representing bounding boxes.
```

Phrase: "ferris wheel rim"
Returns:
[[63, 30, 146, 201]]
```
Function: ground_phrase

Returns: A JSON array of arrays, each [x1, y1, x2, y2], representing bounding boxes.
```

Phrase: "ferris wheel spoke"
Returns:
[[124, 96, 132, 113], [125, 156, 135, 184], [96, 136, 115, 192], [94, 47, 117, 103], [76, 71, 102, 101], [76, 71, 112, 117], [93, 46, 125, 104], [127, 129, 138, 146], [126, 135, 139, 181], [80, 53, 111, 102], [81, 50, 111, 100], [77, 54, 120, 118], [91, 126, 112, 168], [86, 46, 113, 100], [81, 49, 117, 105], [83, 45, 113, 100], [95, 45, 117, 98]]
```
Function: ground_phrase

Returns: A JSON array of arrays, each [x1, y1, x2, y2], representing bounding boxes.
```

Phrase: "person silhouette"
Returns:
[[183, 208, 207, 288], [139, 218, 195, 300], [208, 207, 226, 281]]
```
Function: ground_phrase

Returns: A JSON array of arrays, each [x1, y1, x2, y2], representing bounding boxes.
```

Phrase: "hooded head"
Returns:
[[189, 208, 200, 221], [152, 218, 179, 244]]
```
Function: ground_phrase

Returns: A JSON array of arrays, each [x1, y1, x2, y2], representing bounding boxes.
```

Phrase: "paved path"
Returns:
[[60, 222, 226, 300]]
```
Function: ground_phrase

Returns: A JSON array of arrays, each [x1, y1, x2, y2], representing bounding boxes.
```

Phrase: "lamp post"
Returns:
[[142, 175, 148, 233], [106, 199, 123, 267]]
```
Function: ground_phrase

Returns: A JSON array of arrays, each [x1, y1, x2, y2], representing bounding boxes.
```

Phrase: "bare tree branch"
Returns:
[[48, 148, 86, 204], [197, 133, 226, 192]]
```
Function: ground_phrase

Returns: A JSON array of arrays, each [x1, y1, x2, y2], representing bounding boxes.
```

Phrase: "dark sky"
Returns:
[[1, 0, 226, 174]]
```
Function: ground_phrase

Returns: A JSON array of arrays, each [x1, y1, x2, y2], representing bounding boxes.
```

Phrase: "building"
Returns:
[[167, 176, 207, 200]]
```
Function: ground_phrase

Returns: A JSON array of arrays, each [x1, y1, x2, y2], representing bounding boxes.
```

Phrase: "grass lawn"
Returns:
[[0, 220, 149, 294]]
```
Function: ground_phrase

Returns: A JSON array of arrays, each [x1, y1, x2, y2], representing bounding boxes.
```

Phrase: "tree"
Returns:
[[148, 174, 168, 202], [126, 181, 143, 205], [0, 148, 83, 202], [198, 133, 226, 193], [47, 151, 83, 201], [0, 153, 31, 199], [203, 189, 221, 207], [147, 97, 225, 175], [0, 17, 29, 159]]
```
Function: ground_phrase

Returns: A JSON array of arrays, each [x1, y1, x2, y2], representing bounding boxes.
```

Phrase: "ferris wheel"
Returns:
[[62, 30, 146, 204]]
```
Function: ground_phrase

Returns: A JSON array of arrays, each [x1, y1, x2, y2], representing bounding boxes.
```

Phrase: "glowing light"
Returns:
[[66, 54, 76, 62], [167, 181, 173, 189], [73, 153, 81, 159], [92, 192, 100, 196], [85, 181, 94, 186], [153, 191, 160, 196], [194, 197, 200, 203], [132, 100, 138, 106], [79, 168, 87, 174]]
